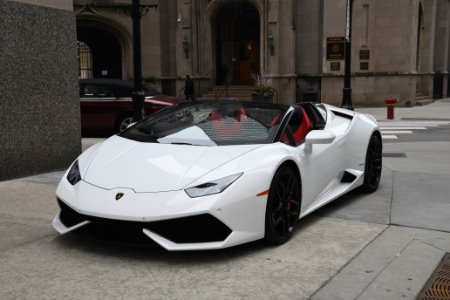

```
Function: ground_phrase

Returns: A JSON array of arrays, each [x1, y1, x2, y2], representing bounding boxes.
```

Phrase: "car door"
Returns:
[[80, 83, 120, 132], [281, 107, 344, 214]]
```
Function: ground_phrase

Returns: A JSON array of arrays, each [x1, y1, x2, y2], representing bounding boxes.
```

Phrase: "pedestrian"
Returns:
[[184, 75, 196, 102]]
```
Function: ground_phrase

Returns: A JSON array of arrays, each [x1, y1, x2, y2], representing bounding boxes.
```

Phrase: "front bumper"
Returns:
[[53, 174, 270, 250], [55, 198, 232, 243]]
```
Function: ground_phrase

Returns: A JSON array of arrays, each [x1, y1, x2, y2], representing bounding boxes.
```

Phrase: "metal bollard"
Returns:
[[385, 97, 397, 120]]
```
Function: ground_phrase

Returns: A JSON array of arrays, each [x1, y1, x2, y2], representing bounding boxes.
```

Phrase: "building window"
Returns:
[[362, 4, 369, 46], [416, 4, 424, 71], [78, 41, 93, 78]]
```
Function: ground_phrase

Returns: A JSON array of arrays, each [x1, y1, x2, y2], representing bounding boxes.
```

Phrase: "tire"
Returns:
[[360, 134, 382, 193], [264, 165, 301, 245], [116, 113, 134, 132]]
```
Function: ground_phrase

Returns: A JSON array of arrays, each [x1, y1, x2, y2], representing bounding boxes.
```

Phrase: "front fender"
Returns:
[[185, 143, 299, 189]]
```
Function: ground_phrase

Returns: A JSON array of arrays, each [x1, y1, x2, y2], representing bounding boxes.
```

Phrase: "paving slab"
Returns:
[[0, 217, 385, 299], [0, 220, 54, 252], [19, 171, 64, 186], [392, 172, 450, 232], [0, 181, 58, 224], [0, 180, 58, 253], [311, 226, 450, 300], [358, 239, 445, 300]]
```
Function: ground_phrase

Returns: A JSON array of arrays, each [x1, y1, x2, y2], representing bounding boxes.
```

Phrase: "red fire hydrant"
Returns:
[[385, 97, 398, 120]]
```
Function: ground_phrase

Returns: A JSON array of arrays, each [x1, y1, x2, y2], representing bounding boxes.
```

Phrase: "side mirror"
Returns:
[[304, 130, 336, 152]]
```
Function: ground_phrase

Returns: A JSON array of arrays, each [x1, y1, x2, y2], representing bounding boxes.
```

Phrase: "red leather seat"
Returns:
[[209, 107, 247, 138], [292, 107, 312, 143], [281, 107, 313, 144]]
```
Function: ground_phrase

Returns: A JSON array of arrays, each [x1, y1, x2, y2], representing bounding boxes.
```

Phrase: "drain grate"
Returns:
[[416, 253, 450, 300], [382, 152, 407, 158]]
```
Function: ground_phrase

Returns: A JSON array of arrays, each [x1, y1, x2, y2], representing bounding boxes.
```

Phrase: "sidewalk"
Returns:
[[356, 98, 450, 121], [0, 100, 449, 299]]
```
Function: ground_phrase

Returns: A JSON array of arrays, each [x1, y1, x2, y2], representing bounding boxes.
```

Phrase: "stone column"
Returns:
[[266, 0, 296, 105], [0, 0, 80, 180]]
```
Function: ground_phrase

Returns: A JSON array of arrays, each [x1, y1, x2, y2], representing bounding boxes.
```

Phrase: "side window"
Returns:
[[302, 103, 326, 129], [80, 84, 115, 98], [281, 107, 313, 146], [280, 110, 300, 146], [80, 84, 96, 98]]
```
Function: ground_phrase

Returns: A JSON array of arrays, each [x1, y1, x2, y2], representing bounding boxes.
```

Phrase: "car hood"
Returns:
[[83, 135, 262, 193]]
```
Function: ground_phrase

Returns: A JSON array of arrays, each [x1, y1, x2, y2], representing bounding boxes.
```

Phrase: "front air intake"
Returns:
[[57, 199, 232, 244], [145, 214, 232, 243], [57, 198, 88, 228]]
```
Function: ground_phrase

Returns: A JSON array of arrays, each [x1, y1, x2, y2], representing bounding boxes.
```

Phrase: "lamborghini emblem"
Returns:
[[115, 193, 124, 201]]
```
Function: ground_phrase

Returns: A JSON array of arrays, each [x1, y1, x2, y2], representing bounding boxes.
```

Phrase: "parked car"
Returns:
[[79, 78, 180, 135], [53, 100, 382, 251]]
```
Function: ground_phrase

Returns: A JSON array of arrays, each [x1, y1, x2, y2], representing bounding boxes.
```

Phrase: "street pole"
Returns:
[[341, 0, 354, 110], [132, 0, 145, 122]]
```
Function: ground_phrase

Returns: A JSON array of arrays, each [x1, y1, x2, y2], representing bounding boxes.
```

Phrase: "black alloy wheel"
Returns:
[[361, 134, 382, 193], [264, 165, 301, 245]]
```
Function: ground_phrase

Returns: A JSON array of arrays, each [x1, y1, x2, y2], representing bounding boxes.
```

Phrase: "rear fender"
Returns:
[[342, 113, 380, 171]]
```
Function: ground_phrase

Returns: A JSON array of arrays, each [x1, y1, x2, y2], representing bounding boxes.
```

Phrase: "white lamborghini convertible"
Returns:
[[53, 100, 382, 250]]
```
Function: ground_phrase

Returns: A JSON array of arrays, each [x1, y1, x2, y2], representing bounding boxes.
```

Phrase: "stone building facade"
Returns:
[[318, 0, 450, 106], [0, 0, 80, 180], [74, 0, 450, 106]]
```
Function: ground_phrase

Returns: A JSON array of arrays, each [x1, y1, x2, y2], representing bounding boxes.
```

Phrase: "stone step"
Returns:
[[415, 97, 434, 106], [201, 85, 255, 101]]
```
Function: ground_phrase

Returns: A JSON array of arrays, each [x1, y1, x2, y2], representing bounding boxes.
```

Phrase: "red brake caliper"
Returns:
[[283, 196, 291, 210]]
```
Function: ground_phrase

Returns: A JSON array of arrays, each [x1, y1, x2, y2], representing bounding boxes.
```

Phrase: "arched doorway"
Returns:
[[214, 1, 260, 85], [77, 26, 122, 79]]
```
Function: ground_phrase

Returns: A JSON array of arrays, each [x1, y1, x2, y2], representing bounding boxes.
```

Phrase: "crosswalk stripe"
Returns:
[[378, 122, 449, 126], [381, 130, 413, 134], [378, 120, 450, 124], [379, 123, 441, 127], [382, 135, 398, 140], [380, 127, 426, 130], [379, 120, 450, 140]]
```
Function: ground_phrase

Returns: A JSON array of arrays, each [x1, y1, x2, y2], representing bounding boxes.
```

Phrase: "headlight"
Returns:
[[185, 173, 243, 198], [67, 160, 81, 186]]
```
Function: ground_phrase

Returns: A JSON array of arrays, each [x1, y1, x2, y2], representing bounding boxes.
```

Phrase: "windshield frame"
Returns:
[[120, 100, 290, 146]]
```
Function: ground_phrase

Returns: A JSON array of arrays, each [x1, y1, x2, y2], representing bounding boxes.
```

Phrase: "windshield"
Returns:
[[120, 101, 288, 146]]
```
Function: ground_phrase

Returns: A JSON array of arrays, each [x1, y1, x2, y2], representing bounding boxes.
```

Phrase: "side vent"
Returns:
[[331, 110, 354, 120], [341, 171, 357, 183]]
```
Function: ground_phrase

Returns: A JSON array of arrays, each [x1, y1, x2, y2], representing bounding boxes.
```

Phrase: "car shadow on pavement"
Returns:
[[51, 213, 323, 262], [317, 189, 365, 215]]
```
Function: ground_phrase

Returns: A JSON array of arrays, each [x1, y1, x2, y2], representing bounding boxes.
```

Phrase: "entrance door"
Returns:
[[235, 40, 258, 84], [215, 1, 260, 85]]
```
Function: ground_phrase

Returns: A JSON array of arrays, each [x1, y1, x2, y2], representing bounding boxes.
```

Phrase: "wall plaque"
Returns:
[[326, 37, 345, 60]]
